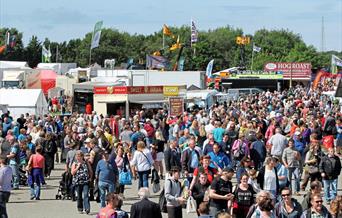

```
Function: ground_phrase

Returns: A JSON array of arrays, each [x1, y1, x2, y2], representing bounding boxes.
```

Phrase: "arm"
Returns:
[[164, 149, 171, 172], [282, 150, 288, 168], [87, 161, 93, 180], [71, 162, 78, 176], [95, 161, 100, 179], [209, 189, 231, 200]]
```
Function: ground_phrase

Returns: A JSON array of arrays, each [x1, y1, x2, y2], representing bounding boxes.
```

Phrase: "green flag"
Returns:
[[91, 21, 103, 49], [42, 45, 51, 63]]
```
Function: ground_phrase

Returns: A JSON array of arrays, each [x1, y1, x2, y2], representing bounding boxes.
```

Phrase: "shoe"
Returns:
[[30, 195, 35, 200], [35, 197, 40, 200], [85, 209, 90, 214]]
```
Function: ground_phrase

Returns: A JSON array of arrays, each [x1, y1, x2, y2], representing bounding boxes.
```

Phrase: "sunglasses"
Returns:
[[282, 193, 291, 197], [315, 200, 323, 203]]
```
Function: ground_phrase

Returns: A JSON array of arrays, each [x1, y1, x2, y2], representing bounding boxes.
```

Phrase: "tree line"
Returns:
[[0, 26, 341, 72]]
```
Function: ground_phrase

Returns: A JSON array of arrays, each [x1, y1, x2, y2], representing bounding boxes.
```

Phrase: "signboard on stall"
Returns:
[[169, 97, 184, 117], [264, 62, 312, 79], [163, 86, 179, 96], [94, 86, 163, 95]]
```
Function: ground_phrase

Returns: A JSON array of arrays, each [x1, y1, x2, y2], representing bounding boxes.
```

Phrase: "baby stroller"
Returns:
[[18, 167, 28, 186], [55, 171, 72, 200]]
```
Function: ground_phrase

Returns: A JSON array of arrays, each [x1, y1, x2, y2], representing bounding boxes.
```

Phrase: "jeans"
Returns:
[[76, 184, 90, 212], [0, 191, 10, 218], [98, 181, 115, 208], [30, 184, 41, 199], [323, 179, 338, 202], [137, 170, 150, 189], [167, 206, 183, 218], [9, 164, 19, 189], [288, 167, 300, 192]]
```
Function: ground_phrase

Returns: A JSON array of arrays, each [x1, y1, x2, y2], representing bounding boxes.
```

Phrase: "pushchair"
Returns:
[[18, 167, 28, 186], [55, 171, 72, 200]]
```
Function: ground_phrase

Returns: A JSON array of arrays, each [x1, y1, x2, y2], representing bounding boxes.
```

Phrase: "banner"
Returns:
[[331, 55, 342, 74], [5, 32, 10, 46], [177, 57, 185, 71], [169, 97, 184, 117], [264, 62, 312, 79], [206, 59, 214, 78], [91, 21, 103, 49], [191, 20, 198, 44], [146, 55, 170, 69]]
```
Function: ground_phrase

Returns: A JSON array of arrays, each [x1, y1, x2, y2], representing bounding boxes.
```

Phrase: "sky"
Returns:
[[0, 0, 341, 52]]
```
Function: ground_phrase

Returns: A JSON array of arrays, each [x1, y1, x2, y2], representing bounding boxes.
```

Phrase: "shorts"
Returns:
[[156, 152, 164, 161]]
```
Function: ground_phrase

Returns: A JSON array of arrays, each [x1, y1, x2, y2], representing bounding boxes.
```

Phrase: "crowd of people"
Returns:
[[0, 84, 342, 218]]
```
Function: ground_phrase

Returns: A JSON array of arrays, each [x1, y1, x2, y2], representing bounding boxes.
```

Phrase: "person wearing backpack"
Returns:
[[165, 166, 186, 218], [96, 192, 118, 218]]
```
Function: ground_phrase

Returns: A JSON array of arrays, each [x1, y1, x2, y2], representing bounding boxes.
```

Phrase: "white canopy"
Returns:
[[0, 89, 48, 118], [0, 61, 28, 69]]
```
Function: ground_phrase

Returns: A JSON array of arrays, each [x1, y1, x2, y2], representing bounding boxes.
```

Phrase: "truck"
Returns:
[[2, 69, 38, 88], [95, 69, 206, 89]]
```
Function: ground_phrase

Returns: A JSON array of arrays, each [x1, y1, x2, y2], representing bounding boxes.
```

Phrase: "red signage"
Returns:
[[93, 86, 163, 95], [264, 62, 312, 78], [169, 97, 184, 117]]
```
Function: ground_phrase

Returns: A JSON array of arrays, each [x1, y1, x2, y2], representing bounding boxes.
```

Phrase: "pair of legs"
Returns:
[[9, 164, 19, 189], [288, 167, 300, 193], [98, 181, 115, 208], [137, 170, 150, 189], [75, 184, 90, 213], [0, 191, 10, 218], [323, 179, 338, 203]]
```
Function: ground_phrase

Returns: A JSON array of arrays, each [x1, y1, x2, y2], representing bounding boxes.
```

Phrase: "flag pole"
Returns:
[[163, 33, 165, 50], [89, 48, 92, 66], [56, 45, 58, 62], [251, 43, 254, 71]]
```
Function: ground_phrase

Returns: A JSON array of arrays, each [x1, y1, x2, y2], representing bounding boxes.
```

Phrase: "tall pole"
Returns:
[[251, 44, 254, 71], [321, 16, 325, 52], [290, 63, 293, 89], [56, 45, 58, 63], [89, 48, 92, 66], [162, 33, 165, 50]]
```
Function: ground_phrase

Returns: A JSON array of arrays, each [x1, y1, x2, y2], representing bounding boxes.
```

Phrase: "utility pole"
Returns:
[[321, 16, 325, 52]]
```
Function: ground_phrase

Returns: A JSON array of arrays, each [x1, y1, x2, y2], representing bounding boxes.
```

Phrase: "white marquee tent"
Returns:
[[0, 89, 48, 118]]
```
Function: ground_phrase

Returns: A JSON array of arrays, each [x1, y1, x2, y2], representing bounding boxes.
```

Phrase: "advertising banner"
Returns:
[[169, 97, 184, 117], [264, 62, 312, 79]]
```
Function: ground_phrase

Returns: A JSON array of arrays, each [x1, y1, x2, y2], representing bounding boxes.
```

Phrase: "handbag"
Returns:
[[308, 166, 319, 175], [186, 196, 197, 214], [119, 168, 132, 185]]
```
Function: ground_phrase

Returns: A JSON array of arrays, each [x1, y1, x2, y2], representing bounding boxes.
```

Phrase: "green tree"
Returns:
[[24, 36, 41, 67]]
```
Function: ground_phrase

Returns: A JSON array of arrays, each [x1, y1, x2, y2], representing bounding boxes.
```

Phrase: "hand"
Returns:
[[177, 197, 186, 204], [321, 173, 325, 178], [184, 171, 189, 177]]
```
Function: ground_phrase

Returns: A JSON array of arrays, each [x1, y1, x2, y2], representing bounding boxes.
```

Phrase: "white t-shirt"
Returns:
[[264, 168, 277, 191], [131, 149, 154, 172]]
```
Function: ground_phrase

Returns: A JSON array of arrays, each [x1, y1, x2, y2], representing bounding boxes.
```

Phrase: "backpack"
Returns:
[[159, 179, 181, 213], [233, 140, 245, 159]]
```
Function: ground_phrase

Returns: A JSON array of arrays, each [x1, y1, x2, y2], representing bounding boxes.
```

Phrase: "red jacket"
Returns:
[[144, 123, 155, 138]]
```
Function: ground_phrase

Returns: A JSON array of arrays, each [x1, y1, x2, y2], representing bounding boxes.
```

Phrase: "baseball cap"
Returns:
[[84, 138, 91, 143]]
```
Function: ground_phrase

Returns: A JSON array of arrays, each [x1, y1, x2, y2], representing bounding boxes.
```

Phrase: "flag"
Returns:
[[163, 24, 172, 36], [0, 45, 6, 54], [206, 59, 214, 78], [42, 45, 51, 63], [178, 57, 185, 71], [9, 35, 16, 48], [91, 21, 103, 49], [170, 35, 181, 51], [253, 44, 261, 52], [5, 32, 10, 46], [191, 20, 198, 44], [146, 55, 170, 69]]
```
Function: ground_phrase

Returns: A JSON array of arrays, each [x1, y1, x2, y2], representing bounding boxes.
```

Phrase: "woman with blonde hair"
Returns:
[[130, 141, 154, 189]]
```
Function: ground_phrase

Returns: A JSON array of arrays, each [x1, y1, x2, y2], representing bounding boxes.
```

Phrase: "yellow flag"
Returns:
[[163, 24, 172, 36], [170, 35, 181, 51]]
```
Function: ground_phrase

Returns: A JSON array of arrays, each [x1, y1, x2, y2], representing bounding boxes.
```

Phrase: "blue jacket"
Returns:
[[208, 151, 230, 169], [95, 159, 119, 184]]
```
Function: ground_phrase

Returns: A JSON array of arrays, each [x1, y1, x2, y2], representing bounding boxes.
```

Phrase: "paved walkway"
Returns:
[[6, 163, 342, 218]]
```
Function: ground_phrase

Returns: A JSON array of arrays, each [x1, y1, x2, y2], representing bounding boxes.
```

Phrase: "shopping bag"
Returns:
[[186, 196, 197, 214], [119, 170, 132, 185]]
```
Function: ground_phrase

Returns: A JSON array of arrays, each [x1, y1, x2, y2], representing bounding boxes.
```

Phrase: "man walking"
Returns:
[[6, 136, 19, 190], [0, 155, 13, 218], [319, 147, 341, 204], [130, 188, 162, 218]]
